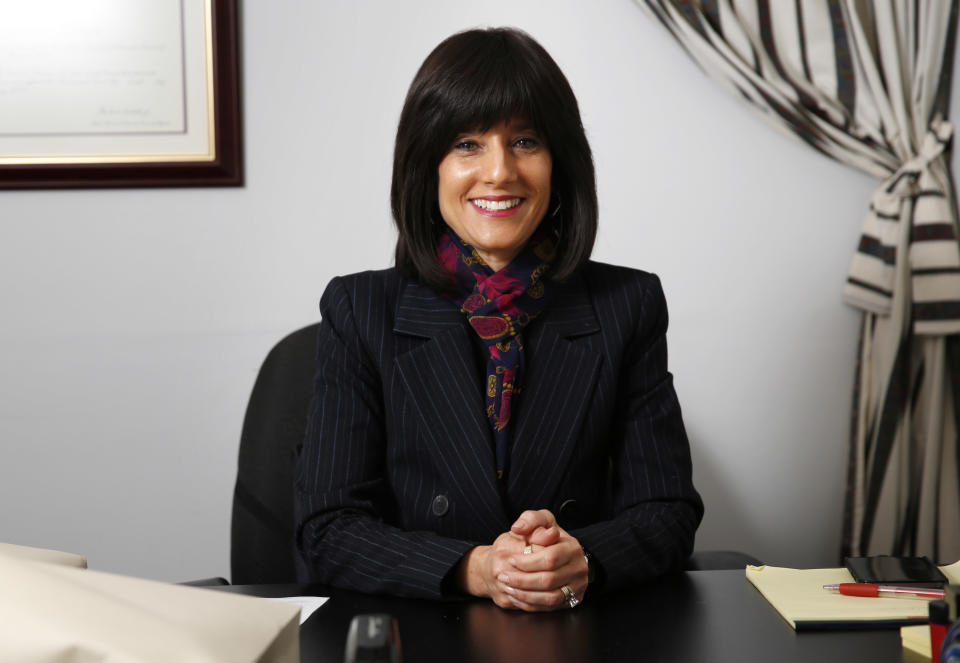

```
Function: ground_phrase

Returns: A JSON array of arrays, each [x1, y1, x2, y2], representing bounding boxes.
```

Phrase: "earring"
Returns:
[[548, 192, 563, 242]]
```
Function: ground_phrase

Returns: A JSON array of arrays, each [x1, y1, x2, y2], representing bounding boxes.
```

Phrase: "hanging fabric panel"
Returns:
[[635, 0, 960, 561]]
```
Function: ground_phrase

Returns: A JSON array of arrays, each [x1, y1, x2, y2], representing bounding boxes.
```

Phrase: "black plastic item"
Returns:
[[844, 555, 948, 588], [344, 614, 402, 663], [931, 600, 950, 624], [947, 584, 960, 621]]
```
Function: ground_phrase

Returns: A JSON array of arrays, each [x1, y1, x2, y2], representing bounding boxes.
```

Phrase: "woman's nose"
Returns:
[[481, 144, 517, 185]]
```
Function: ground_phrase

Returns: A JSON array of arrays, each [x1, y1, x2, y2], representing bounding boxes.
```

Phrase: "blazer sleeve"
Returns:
[[571, 273, 703, 590], [294, 276, 475, 599]]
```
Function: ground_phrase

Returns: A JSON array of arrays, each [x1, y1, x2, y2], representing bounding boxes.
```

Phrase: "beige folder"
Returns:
[[0, 547, 299, 663], [0, 541, 87, 568]]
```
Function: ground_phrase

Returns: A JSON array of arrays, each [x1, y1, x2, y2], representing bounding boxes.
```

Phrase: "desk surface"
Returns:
[[221, 570, 916, 663]]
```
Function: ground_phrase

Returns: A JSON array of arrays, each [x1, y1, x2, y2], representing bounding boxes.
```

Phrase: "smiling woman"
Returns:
[[294, 27, 703, 613], [437, 120, 553, 272], [389, 27, 597, 293]]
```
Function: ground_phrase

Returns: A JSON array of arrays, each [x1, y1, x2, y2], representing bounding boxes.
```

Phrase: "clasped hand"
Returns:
[[458, 509, 588, 612]]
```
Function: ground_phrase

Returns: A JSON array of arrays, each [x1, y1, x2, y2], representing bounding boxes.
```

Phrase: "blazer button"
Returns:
[[558, 499, 579, 526], [432, 494, 450, 517]]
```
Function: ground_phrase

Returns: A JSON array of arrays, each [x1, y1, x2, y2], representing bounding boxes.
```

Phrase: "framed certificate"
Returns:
[[0, 0, 242, 188]]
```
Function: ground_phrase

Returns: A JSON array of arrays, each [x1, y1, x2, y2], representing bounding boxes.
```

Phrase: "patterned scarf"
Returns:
[[437, 227, 556, 480]]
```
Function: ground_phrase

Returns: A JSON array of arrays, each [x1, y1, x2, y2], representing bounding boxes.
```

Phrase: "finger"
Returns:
[[506, 530, 527, 544], [503, 585, 571, 611], [491, 592, 519, 610], [492, 533, 538, 560], [509, 542, 580, 573], [526, 524, 560, 547], [499, 569, 563, 592], [491, 578, 537, 611], [499, 560, 586, 593], [510, 509, 556, 535]]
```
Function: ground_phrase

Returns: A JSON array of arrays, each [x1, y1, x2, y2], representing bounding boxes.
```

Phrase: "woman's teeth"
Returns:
[[472, 198, 521, 211]]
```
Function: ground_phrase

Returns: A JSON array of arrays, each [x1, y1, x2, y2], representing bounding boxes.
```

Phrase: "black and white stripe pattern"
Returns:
[[639, 0, 960, 324], [637, 0, 960, 560]]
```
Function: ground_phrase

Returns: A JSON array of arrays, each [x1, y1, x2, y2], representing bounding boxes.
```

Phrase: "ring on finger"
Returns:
[[560, 585, 579, 608], [522, 545, 533, 555]]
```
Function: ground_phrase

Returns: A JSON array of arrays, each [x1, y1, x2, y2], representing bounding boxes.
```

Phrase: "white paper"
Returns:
[[0, 0, 214, 161], [266, 596, 329, 625], [0, 0, 185, 134]]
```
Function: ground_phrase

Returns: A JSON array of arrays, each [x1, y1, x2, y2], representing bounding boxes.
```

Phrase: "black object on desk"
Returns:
[[845, 555, 948, 588], [345, 614, 401, 663], [217, 570, 914, 663]]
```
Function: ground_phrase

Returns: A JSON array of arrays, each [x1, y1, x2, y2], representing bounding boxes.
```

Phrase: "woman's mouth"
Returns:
[[470, 197, 523, 216]]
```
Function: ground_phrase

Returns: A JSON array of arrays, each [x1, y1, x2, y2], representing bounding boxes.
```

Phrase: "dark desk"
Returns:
[[220, 570, 916, 662]]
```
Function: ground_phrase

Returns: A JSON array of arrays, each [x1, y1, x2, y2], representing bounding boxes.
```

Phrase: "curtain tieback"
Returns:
[[843, 120, 960, 334]]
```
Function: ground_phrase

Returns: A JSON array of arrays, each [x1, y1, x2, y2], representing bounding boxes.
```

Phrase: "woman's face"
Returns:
[[437, 119, 552, 272]]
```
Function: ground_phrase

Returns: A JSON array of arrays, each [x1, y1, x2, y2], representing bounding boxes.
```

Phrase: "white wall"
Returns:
[[1, 0, 952, 581]]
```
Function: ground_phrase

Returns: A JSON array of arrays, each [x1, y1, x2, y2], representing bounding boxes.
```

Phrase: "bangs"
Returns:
[[417, 31, 558, 156], [442, 67, 539, 137]]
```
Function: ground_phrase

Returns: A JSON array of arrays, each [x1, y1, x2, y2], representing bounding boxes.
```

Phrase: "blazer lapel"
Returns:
[[507, 274, 602, 509], [393, 280, 507, 533]]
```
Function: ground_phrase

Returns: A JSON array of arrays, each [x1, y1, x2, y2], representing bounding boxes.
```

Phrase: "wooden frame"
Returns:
[[0, 0, 242, 189]]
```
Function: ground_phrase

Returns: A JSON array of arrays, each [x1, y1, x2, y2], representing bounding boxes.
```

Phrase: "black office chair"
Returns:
[[686, 549, 760, 570], [229, 324, 760, 584], [231, 323, 320, 585]]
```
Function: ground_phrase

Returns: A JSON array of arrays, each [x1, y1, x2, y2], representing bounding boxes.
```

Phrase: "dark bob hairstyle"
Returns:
[[391, 27, 598, 290]]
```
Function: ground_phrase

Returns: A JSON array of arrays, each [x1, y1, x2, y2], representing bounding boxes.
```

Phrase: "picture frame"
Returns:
[[0, 0, 242, 189]]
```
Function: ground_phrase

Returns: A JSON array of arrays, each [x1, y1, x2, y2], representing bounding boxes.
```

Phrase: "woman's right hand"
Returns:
[[457, 532, 533, 608]]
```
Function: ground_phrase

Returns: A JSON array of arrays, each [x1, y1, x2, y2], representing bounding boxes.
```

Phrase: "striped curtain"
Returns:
[[636, 0, 960, 562]]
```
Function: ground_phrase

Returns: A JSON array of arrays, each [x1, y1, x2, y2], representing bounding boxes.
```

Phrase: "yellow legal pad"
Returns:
[[900, 624, 932, 660], [745, 561, 960, 631]]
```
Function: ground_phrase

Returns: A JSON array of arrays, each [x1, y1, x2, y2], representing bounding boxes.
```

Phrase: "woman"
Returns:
[[294, 27, 702, 612]]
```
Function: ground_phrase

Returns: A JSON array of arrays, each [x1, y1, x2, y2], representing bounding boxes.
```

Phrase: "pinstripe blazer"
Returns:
[[294, 261, 703, 599]]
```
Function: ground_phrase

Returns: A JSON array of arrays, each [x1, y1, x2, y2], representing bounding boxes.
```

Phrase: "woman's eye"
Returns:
[[454, 140, 478, 151], [514, 136, 540, 149]]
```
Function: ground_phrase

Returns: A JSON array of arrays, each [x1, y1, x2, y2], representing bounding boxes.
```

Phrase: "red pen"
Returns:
[[822, 583, 945, 599]]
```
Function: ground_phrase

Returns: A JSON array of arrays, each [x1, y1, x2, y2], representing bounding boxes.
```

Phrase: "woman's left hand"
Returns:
[[498, 509, 588, 611]]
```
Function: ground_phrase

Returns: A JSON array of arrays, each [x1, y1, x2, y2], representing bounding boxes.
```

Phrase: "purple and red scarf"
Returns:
[[437, 228, 556, 480]]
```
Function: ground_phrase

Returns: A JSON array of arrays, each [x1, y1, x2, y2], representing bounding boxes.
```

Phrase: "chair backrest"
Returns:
[[230, 323, 320, 585]]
